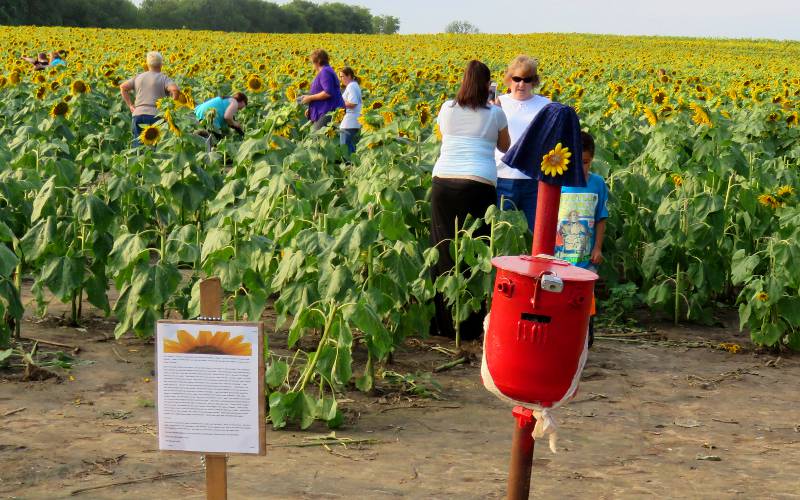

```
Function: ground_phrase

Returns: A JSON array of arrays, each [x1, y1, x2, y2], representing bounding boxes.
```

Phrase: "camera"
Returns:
[[488, 82, 498, 102]]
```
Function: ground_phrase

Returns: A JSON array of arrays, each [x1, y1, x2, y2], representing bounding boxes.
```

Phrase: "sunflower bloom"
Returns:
[[776, 185, 795, 198], [541, 143, 571, 177], [434, 122, 442, 141], [70, 79, 89, 95], [690, 103, 712, 126], [718, 342, 742, 354], [163, 330, 252, 356], [246, 75, 264, 92], [787, 112, 799, 128], [164, 110, 181, 136], [50, 101, 69, 117], [139, 125, 161, 146], [757, 194, 780, 208], [672, 174, 683, 187], [644, 108, 658, 126], [755, 292, 769, 303]]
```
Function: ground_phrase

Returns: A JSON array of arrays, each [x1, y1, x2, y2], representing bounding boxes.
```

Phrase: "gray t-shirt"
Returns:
[[123, 71, 175, 116]]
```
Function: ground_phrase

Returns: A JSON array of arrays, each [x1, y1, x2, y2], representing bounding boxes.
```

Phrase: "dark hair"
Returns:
[[340, 66, 359, 84], [232, 92, 248, 105], [38, 52, 47, 60], [454, 60, 491, 110], [581, 131, 595, 156], [310, 49, 330, 66]]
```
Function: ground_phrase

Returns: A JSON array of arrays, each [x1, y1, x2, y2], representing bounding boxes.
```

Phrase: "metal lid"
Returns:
[[491, 254, 598, 281]]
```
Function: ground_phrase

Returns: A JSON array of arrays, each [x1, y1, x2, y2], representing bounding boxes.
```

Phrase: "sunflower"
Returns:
[[541, 143, 571, 177], [49, 80, 60, 91], [757, 193, 780, 208], [418, 104, 431, 126], [139, 125, 161, 146], [246, 74, 264, 92], [163, 330, 252, 356], [0, 76, 6, 87], [50, 101, 69, 117], [671, 174, 683, 187], [652, 89, 668, 105], [332, 107, 345, 123], [35, 85, 47, 100], [755, 292, 769, 303], [9, 71, 20, 85], [643, 108, 658, 126], [164, 110, 181, 136], [371, 101, 384, 110], [787, 112, 799, 128], [286, 85, 298, 101], [33, 73, 45, 84], [382, 111, 394, 124], [777, 185, 795, 198], [690, 103, 712, 127], [659, 104, 675, 118], [70, 79, 89, 95], [433, 122, 442, 141], [717, 342, 742, 354]]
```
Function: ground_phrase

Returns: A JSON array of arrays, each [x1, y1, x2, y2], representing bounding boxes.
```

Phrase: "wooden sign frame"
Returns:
[[155, 319, 266, 457]]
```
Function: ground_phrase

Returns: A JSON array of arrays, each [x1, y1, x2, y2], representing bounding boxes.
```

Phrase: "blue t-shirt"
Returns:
[[554, 172, 609, 269], [195, 97, 232, 129]]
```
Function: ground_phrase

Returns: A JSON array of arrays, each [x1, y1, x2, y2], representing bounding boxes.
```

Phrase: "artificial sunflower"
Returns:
[[541, 143, 571, 177], [163, 330, 252, 356], [70, 79, 89, 95], [50, 101, 69, 117], [139, 125, 161, 146]]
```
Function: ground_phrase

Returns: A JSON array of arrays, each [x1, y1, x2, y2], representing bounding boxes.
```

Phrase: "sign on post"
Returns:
[[156, 320, 266, 456]]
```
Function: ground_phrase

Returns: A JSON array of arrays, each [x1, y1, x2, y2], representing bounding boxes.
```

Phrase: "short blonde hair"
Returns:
[[146, 51, 163, 68], [504, 55, 540, 87]]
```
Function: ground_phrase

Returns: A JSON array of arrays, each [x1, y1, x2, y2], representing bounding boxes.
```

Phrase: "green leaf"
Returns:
[[268, 391, 294, 429], [265, 360, 289, 389], [42, 256, 85, 301], [0, 221, 14, 242], [19, 217, 56, 261], [731, 249, 760, 285], [200, 227, 232, 263], [165, 225, 200, 264], [319, 266, 352, 301], [0, 245, 19, 279], [0, 349, 13, 363], [379, 210, 412, 241], [31, 177, 56, 223], [108, 233, 148, 272]]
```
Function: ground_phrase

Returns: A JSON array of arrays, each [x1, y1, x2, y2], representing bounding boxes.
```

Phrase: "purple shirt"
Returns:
[[309, 65, 345, 122]]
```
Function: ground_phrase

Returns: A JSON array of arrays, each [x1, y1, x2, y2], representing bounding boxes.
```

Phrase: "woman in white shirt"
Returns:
[[430, 60, 510, 340], [338, 67, 362, 153], [494, 55, 551, 231]]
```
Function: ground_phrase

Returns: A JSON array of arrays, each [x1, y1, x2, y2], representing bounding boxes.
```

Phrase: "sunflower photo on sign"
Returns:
[[163, 329, 252, 356]]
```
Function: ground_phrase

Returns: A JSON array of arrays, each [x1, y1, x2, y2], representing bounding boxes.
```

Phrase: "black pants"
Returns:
[[429, 177, 496, 340]]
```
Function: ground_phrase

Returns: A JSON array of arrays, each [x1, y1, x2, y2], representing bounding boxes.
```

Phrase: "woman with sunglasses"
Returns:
[[494, 55, 551, 231], [430, 60, 510, 340]]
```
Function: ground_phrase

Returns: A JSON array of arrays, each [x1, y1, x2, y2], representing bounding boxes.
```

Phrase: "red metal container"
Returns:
[[485, 255, 598, 406]]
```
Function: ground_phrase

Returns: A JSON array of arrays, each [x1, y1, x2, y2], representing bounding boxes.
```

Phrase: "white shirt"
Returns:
[[340, 81, 362, 129], [495, 93, 552, 180], [433, 100, 508, 184]]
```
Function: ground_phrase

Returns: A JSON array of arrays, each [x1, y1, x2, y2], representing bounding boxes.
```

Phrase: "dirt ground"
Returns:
[[1, 293, 799, 500]]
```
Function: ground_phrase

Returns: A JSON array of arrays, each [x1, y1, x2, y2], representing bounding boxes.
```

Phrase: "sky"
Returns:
[[268, 0, 800, 40]]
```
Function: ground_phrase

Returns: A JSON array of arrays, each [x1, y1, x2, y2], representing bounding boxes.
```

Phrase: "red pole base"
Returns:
[[507, 406, 536, 500], [531, 181, 562, 257]]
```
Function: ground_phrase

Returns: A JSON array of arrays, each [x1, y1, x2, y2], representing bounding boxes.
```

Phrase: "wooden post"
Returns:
[[199, 278, 227, 500]]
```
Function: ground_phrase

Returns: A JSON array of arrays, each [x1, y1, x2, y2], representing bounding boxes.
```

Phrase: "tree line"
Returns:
[[0, 0, 401, 34]]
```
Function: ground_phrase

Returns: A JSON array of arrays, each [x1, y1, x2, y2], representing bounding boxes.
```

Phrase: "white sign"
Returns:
[[156, 321, 265, 455]]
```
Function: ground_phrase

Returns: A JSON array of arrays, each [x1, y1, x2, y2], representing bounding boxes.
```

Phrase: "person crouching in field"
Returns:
[[554, 131, 609, 347], [195, 93, 248, 138], [300, 49, 345, 131], [429, 60, 511, 340], [120, 51, 180, 147]]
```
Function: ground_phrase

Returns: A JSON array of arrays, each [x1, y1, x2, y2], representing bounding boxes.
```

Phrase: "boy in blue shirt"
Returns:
[[554, 131, 608, 346]]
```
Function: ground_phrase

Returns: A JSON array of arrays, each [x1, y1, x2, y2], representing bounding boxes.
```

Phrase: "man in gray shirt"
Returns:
[[120, 51, 180, 146]]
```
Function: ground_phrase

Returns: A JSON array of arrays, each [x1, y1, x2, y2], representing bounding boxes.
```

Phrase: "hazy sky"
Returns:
[[270, 0, 800, 40]]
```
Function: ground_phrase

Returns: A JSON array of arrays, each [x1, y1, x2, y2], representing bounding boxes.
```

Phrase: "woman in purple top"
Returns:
[[300, 49, 345, 131]]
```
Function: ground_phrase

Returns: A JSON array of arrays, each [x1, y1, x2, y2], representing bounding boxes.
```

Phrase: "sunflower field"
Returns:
[[1, 27, 799, 427]]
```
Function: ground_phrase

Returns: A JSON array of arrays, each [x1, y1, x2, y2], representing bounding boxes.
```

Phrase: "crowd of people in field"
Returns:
[[113, 48, 608, 345]]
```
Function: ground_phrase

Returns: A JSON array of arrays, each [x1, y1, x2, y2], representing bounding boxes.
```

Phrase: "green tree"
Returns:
[[444, 20, 480, 34], [372, 15, 400, 34]]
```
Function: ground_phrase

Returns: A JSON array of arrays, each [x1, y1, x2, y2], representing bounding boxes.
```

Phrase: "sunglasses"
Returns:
[[511, 76, 534, 83]]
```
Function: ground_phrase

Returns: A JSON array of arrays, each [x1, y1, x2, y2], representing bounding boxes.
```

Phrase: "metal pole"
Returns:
[[507, 406, 535, 500]]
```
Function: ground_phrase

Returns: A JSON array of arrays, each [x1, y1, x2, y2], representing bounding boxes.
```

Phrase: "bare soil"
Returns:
[[1, 295, 799, 499]]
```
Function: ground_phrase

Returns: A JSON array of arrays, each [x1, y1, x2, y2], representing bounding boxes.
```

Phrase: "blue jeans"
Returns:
[[496, 178, 538, 231], [131, 114, 158, 147], [339, 128, 359, 153]]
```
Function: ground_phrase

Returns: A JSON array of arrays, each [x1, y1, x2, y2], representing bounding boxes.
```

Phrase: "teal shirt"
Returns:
[[195, 97, 232, 129]]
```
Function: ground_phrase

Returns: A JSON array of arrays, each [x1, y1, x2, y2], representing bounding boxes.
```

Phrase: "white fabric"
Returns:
[[341, 81, 362, 129], [433, 101, 508, 184], [495, 93, 552, 180], [481, 313, 589, 453]]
